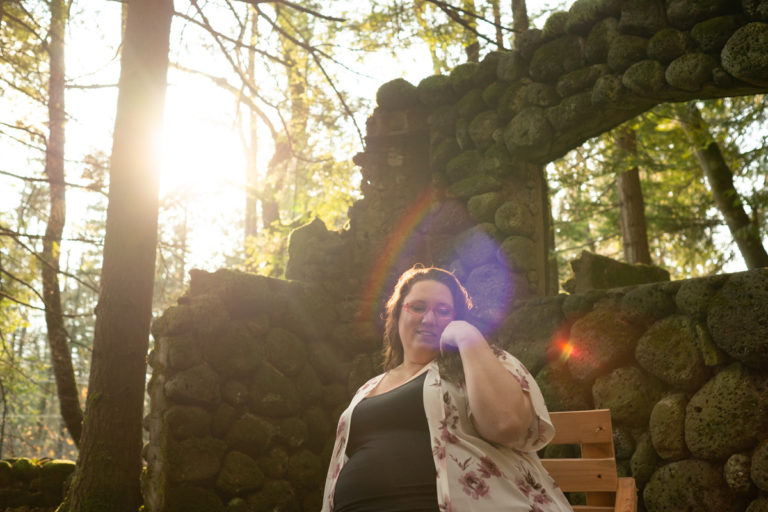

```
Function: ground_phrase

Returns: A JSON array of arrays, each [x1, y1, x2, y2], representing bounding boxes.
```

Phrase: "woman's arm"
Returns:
[[440, 320, 535, 446]]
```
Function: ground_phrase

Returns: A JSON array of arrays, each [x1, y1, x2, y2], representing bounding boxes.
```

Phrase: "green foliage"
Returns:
[[550, 96, 768, 282]]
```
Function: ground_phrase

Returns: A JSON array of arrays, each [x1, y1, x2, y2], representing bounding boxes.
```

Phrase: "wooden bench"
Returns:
[[541, 409, 637, 512]]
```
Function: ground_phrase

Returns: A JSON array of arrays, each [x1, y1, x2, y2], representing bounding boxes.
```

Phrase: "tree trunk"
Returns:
[[490, 0, 503, 49], [57, 0, 172, 510], [42, 0, 83, 446], [615, 127, 652, 265], [511, 0, 529, 46], [679, 103, 768, 269], [462, 0, 479, 62], [245, 8, 259, 240]]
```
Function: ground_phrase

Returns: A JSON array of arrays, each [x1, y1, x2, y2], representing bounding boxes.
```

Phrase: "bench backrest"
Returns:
[[541, 409, 637, 512]]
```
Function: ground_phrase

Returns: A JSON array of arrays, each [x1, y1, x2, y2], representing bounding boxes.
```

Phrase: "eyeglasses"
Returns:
[[403, 302, 454, 320]]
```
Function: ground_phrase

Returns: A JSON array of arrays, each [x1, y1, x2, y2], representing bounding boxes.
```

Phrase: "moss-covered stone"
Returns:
[[166, 485, 226, 512], [294, 364, 323, 407], [257, 446, 289, 480], [10, 458, 39, 482], [428, 199, 474, 234], [535, 361, 593, 412], [496, 51, 528, 83], [428, 105, 458, 138], [497, 235, 537, 272], [168, 437, 227, 482], [529, 34, 586, 82], [417, 74, 456, 107], [724, 453, 753, 493], [752, 439, 768, 491], [375, 78, 418, 109], [707, 269, 768, 367], [224, 413, 276, 459], [454, 223, 501, 268], [246, 479, 300, 512], [450, 62, 480, 95], [607, 34, 649, 72], [307, 340, 345, 384], [205, 323, 262, 376], [249, 362, 301, 417], [0, 460, 12, 487], [635, 316, 709, 390], [614, 424, 636, 460], [620, 283, 676, 325], [467, 191, 504, 223], [585, 17, 619, 64], [643, 459, 744, 512], [496, 81, 529, 120], [556, 64, 610, 96], [647, 28, 694, 63], [152, 304, 195, 338], [164, 334, 203, 371], [221, 379, 248, 407], [465, 263, 517, 327], [666, 0, 740, 30], [475, 51, 503, 87], [630, 433, 661, 485], [545, 91, 593, 131], [457, 89, 486, 120], [494, 200, 534, 237], [567, 307, 643, 382], [691, 15, 745, 53], [264, 328, 306, 378], [665, 53, 718, 91], [446, 150, 483, 182], [165, 405, 212, 440], [431, 136, 460, 173], [694, 322, 729, 367], [39, 459, 75, 503], [302, 405, 332, 451], [618, 0, 667, 37], [482, 143, 516, 177], [743, 0, 768, 21], [481, 81, 506, 108], [675, 274, 726, 318], [685, 363, 768, 459], [503, 106, 553, 152], [542, 11, 570, 40], [164, 363, 221, 407], [216, 451, 265, 495], [649, 393, 688, 461], [212, 403, 241, 438], [468, 110, 500, 150], [517, 28, 543, 60], [622, 59, 666, 96], [285, 450, 322, 490], [566, 0, 602, 34], [447, 173, 501, 199], [522, 82, 560, 107], [592, 366, 662, 426], [747, 497, 768, 512]]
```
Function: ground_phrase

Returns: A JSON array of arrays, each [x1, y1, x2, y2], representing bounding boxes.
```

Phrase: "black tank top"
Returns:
[[333, 371, 438, 512]]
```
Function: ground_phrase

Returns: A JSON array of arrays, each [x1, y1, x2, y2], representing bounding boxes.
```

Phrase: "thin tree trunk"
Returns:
[[42, 0, 83, 447], [57, 0, 172, 510], [679, 103, 768, 269], [462, 0, 479, 62], [245, 8, 259, 240], [511, 0, 528, 47], [615, 127, 652, 265], [490, 0, 503, 49]]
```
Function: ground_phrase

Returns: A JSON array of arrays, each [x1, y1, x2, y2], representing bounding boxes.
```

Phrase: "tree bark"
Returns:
[[57, 0, 172, 510], [511, 0, 528, 46], [245, 8, 259, 240], [42, 0, 83, 446], [462, 0, 479, 62], [490, 0, 503, 49], [615, 127, 652, 265], [679, 103, 768, 269]]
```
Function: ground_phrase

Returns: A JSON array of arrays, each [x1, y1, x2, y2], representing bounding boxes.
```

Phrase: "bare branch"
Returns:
[[0, 169, 107, 196], [240, 0, 345, 23]]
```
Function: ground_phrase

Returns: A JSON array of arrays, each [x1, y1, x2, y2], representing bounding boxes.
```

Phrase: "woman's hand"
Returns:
[[439, 320, 485, 354]]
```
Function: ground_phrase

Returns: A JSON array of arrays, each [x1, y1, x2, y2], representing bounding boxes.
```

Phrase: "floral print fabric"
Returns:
[[322, 350, 573, 511]]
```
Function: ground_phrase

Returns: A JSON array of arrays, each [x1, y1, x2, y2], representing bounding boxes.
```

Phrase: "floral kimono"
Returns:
[[322, 349, 573, 512]]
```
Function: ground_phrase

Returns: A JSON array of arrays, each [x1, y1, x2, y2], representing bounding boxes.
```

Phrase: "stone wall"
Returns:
[[145, 267, 768, 512], [0, 458, 75, 510], [145, 1, 768, 511]]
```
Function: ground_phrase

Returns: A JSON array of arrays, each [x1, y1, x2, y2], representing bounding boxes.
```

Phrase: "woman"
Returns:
[[322, 266, 572, 511]]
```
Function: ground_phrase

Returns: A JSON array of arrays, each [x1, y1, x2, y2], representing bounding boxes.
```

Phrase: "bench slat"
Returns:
[[540, 458, 619, 492], [547, 409, 614, 445]]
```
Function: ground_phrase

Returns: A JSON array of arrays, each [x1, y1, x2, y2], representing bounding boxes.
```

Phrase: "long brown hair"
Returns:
[[382, 265, 473, 373]]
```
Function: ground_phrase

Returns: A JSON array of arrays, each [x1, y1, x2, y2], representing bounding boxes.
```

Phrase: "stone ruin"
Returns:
[[9, 0, 768, 511], [144, 1, 768, 511]]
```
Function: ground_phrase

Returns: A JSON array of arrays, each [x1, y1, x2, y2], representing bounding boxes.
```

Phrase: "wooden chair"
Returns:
[[541, 409, 637, 512]]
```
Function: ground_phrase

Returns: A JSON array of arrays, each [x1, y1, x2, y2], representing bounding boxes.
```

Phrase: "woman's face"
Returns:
[[397, 279, 455, 364]]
